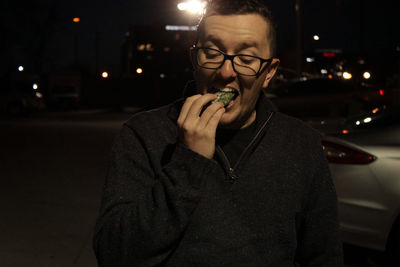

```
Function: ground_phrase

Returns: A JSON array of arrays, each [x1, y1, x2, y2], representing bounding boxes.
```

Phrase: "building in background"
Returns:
[[119, 24, 197, 106]]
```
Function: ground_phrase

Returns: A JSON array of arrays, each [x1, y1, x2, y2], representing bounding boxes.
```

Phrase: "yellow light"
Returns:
[[343, 72, 352, 80], [372, 108, 379, 114], [177, 1, 206, 14], [363, 71, 371, 79], [73, 17, 80, 23], [136, 68, 143, 74], [102, 72, 109, 78], [342, 129, 349, 134]]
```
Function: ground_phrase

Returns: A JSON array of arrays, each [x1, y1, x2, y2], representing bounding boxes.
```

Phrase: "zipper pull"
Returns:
[[228, 167, 239, 183]]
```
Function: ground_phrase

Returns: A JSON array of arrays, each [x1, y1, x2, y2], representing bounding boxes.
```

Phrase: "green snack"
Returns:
[[212, 89, 238, 107]]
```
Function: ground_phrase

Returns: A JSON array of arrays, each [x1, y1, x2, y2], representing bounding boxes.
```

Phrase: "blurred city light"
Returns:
[[379, 89, 385, 96], [306, 57, 315, 63], [356, 121, 361, 125], [136, 68, 143, 74], [32, 83, 39, 90], [160, 73, 166, 79], [73, 17, 80, 23], [372, 108, 379, 114], [165, 25, 197, 31], [35, 92, 43, 98], [313, 35, 320, 41], [18, 66, 24, 72], [363, 71, 371, 79], [177, 1, 206, 14], [363, 117, 372, 123], [320, 69, 328, 74], [102, 72, 109, 79], [343, 72, 352, 80], [323, 52, 335, 57], [342, 129, 349, 134]]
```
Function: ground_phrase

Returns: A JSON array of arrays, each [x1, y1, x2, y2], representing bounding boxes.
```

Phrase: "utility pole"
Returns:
[[73, 17, 80, 67], [295, 0, 302, 76]]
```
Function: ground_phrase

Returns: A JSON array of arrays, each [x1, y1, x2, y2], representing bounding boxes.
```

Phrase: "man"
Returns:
[[93, 0, 343, 266]]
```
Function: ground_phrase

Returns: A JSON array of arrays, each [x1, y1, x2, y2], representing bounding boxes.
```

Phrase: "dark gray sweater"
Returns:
[[93, 95, 343, 266]]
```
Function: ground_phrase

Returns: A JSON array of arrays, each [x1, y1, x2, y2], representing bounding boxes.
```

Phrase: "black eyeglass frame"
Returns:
[[190, 46, 274, 76]]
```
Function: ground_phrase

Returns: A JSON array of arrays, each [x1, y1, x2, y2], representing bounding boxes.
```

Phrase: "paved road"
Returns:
[[0, 110, 383, 266], [0, 110, 132, 267]]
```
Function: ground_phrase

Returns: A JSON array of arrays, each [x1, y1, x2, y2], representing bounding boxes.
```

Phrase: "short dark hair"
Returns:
[[196, 0, 277, 57]]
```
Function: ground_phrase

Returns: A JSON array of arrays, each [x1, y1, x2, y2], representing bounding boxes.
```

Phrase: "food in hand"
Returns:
[[211, 88, 239, 107]]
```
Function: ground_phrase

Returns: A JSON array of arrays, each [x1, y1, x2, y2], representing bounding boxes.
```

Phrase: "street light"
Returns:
[[363, 71, 371, 79], [343, 72, 352, 80], [177, 1, 206, 14], [313, 35, 320, 41], [18, 66, 24, 72], [101, 72, 109, 79]]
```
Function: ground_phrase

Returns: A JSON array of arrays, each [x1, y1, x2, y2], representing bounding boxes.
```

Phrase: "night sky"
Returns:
[[1, 0, 398, 75]]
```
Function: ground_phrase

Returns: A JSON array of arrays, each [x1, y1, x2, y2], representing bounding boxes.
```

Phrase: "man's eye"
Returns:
[[238, 55, 256, 64], [205, 50, 220, 58]]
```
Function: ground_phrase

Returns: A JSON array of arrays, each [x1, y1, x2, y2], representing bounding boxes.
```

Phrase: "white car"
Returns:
[[320, 105, 400, 264]]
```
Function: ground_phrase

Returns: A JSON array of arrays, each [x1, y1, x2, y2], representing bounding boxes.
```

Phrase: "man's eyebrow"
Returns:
[[236, 41, 259, 51], [203, 35, 224, 47]]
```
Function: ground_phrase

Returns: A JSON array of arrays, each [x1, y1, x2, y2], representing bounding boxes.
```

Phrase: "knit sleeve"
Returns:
[[295, 136, 344, 266], [93, 123, 217, 266]]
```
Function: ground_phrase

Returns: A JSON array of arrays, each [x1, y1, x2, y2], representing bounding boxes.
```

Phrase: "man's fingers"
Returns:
[[198, 102, 224, 129], [186, 94, 217, 121], [206, 107, 225, 131], [177, 94, 202, 126]]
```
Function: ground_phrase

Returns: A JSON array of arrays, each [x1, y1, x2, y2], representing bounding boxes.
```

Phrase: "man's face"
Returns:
[[194, 14, 279, 129]]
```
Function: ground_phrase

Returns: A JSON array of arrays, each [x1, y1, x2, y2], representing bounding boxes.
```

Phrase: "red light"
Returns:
[[323, 52, 336, 57], [322, 140, 376, 164], [379, 89, 384, 96]]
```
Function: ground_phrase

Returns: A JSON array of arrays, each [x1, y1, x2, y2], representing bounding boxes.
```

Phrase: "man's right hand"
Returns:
[[177, 94, 225, 159]]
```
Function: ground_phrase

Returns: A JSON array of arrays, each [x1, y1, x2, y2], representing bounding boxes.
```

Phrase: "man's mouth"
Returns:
[[210, 87, 239, 107]]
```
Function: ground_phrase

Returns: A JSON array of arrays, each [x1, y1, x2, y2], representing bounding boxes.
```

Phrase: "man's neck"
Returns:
[[240, 110, 256, 129]]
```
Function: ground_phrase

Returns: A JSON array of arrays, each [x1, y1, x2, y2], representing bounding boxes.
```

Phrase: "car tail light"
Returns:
[[322, 140, 376, 164], [379, 89, 385, 96]]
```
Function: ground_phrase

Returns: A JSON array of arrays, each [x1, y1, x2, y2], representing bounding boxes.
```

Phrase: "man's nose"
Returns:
[[217, 59, 237, 80]]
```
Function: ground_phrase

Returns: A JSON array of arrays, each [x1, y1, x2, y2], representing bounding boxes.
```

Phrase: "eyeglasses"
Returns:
[[190, 46, 273, 76]]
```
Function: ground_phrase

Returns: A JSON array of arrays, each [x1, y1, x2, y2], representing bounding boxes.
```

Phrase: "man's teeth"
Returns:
[[213, 88, 238, 95]]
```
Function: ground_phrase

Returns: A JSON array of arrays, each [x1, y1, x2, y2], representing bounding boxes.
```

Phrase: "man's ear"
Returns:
[[262, 58, 280, 88]]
